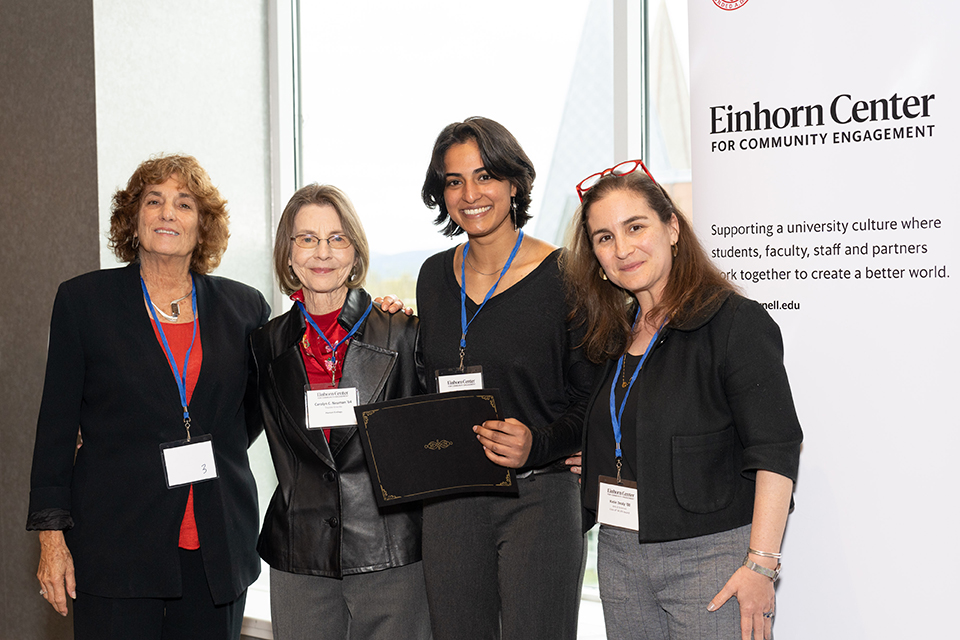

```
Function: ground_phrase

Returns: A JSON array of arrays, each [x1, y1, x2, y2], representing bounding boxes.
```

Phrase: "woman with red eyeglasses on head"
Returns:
[[416, 117, 600, 640], [563, 162, 802, 640]]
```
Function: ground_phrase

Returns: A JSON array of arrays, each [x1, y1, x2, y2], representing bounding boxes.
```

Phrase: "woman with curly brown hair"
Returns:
[[565, 162, 802, 640], [27, 154, 270, 640]]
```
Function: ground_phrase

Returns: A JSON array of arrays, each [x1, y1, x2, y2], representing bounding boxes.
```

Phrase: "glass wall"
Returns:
[[646, 0, 691, 214], [297, 0, 606, 307]]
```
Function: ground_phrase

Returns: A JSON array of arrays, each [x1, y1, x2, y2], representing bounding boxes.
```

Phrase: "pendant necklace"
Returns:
[[151, 291, 192, 322]]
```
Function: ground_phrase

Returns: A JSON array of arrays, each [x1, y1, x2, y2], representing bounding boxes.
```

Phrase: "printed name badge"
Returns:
[[435, 366, 484, 393], [305, 385, 360, 429], [160, 434, 218, 488], [597, 475, 639, 532]]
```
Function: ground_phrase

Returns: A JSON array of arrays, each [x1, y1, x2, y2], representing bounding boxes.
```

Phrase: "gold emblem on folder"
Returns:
[[424, 439, 453, 451]]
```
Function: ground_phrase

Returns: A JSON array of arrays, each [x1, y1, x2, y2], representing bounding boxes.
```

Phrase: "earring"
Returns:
[[599, 268, 608, 281], [671, 243, 678, 257], [511, 197, 518, 215]]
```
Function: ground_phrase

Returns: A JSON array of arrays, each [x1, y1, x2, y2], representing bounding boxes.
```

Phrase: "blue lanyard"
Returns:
[[609, 311, 665, 460], [296, 299, 372, 385], [141, 274, 198, 439], [458, 229, 524, 369]]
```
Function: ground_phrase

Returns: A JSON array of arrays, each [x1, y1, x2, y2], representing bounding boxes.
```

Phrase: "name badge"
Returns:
[[435, 366, 484, 393], [160, 434, 218, 488], [305, 385, 360, 429], [597, 475, 639, 532]]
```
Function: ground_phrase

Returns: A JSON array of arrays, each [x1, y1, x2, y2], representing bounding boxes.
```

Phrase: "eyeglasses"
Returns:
[[291, 233, 352, 250], [576, 160, 657, 201]]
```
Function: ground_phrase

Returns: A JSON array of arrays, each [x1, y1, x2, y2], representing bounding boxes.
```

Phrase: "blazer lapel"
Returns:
[[121, 264, 189, 435], [189, 272, 214, 438], [268, 314, 336, 468], [327, 340, 397, 456]]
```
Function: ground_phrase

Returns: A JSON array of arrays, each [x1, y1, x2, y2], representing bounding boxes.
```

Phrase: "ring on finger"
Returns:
[[40, 589, 47, 596], [763, 611, 775, 619]]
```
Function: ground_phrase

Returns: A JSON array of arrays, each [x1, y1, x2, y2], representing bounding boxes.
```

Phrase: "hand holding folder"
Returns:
[[354, 389, 519, 507]]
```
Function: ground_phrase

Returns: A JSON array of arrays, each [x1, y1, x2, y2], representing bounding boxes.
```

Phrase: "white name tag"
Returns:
[[161, 435, 218, 488], [305, 386, 360, 429], [436, 366, 484, 393], [597, 476, 639, 531]]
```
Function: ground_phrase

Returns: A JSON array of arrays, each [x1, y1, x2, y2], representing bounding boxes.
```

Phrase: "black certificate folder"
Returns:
[[355, 389, 518, 507]]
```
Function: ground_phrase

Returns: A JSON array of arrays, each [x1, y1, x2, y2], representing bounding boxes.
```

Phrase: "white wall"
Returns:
[[94, 0, 274, 298]]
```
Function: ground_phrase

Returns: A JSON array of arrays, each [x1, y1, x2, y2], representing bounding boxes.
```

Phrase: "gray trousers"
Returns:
[[598, 524, 764, 640], [421, 472, 585, 640], [269, 562, 431, 640]]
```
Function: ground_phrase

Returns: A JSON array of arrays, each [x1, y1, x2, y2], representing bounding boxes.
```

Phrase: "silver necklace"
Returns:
[[152, 291, 192, 321]]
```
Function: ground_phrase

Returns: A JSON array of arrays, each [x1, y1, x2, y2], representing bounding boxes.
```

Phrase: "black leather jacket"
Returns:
[[248, 288, 423, 577]]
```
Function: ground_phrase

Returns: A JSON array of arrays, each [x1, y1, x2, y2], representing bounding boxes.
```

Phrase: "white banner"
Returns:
[[689, 1, 959, 637]]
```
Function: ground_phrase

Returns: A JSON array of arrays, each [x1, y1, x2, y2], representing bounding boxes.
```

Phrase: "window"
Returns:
[[646, 0, 691, 214], [297, 0, 602, 303]]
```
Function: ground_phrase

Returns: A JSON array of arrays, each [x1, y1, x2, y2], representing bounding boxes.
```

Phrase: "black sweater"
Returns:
[[416, 247, 599, 469]]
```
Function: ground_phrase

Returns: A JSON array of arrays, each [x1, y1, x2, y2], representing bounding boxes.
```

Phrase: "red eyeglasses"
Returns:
[[576, 159, 657, 202]]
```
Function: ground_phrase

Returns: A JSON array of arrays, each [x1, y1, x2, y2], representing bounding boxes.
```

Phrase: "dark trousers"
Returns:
[[422, 471, 585, 640], [73, 548, 246, 640]]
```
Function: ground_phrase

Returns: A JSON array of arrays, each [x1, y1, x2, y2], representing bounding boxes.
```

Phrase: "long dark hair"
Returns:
[[421, 117, 535, 237], [563, 171, 735, 363]]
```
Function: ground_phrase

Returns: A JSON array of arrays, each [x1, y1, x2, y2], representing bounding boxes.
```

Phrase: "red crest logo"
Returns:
[[713, 0, 749, 10]]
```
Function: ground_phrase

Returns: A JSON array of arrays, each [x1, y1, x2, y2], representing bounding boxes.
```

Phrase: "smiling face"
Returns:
[[289, 203, 357, 309], [136, 176, 200, 265], [586, 190, 679, 306], [442, 139, 517, 239]]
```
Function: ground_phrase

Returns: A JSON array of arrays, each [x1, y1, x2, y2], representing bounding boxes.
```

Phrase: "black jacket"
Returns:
[[582, 292, 803, 541], [249, 287, 423, 577], [28, 264, 269, 604]]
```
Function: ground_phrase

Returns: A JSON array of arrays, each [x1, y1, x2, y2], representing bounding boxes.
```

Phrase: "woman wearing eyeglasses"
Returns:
[[247, 184, 429, 640], [564, 162, 803, 640], [416, 117, 600, 640]]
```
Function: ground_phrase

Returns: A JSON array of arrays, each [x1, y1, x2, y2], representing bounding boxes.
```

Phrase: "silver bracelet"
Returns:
[[742, 555, 781, 581], [748, 547, 782, 559]]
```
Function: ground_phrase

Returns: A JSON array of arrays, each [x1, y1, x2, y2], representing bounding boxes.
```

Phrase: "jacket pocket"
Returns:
[[672, 426, 736, 514]]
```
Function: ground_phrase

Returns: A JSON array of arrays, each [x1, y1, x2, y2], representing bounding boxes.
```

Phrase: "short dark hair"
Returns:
[[421, 117, 536, 237]]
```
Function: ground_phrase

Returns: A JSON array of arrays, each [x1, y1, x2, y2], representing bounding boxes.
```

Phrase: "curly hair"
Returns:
[[273, 183, 370, 296], [421, 117, 536, 237], [109, 154, 230, 274], [563, 171, 735, 363]]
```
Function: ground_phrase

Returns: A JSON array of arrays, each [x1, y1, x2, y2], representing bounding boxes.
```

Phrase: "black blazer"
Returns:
[[27, 263, 270, 604], [581, 293, 803, 542], [249, 287, 424, 577]]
